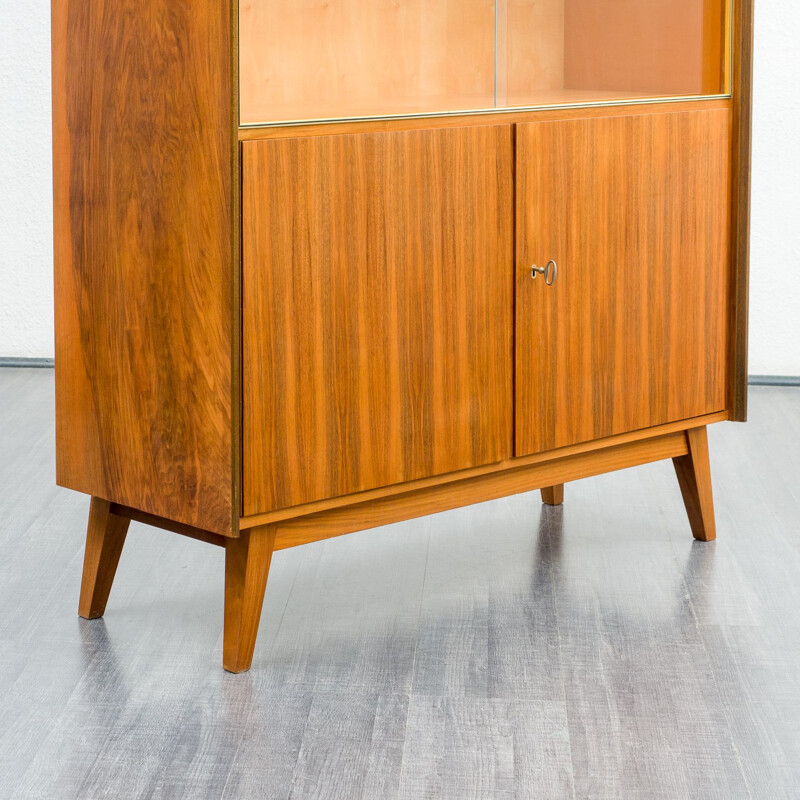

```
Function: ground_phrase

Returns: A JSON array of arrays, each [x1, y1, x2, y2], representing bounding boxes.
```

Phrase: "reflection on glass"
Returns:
[[239, 0, 730, 126]]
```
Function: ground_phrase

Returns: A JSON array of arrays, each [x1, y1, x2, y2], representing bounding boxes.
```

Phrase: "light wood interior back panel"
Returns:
[[239, 0, 496, 124], [515, 109, 731, 456], [564, 0, 728, 96], [498, 0, 566, 104], [242, 126, 514, 514], [52, 0, 236, 534]]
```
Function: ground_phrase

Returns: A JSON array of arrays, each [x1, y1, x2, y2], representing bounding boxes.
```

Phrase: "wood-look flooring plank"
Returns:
[[287, 692, 408, 800], [21, 639, 256, 800], [701, 624, 800, 799], [219, 691, 314, 800], [410, 499, 563, 701], [362, 693, 410, 800], [562, 666, 751, 800], [255, 520, 430, 692], [0, 642, 96, 794], [397, 696, 575, 799], [538, 476, 752, 799], [13, 643, 152, 798]]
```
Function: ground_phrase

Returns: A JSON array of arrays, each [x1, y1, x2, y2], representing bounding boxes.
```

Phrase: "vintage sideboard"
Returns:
[[52, 0, 753, 671]]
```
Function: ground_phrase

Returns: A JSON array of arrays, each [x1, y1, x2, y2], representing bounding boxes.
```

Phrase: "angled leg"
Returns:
[[224, 525, 277, 673], [541, 484, 564, 505], [673, 426, 717, 542], [79, 497, 130, 619]]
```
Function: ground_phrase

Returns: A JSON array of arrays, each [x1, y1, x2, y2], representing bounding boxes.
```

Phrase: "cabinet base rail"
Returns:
[[79, 424, 717, 673]]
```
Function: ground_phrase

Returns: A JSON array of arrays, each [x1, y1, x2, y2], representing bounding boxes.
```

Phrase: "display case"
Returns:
[[239, 0, 732, 125], [53, 0, 752, 672]]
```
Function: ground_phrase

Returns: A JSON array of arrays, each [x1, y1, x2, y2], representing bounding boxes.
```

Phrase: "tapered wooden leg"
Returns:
[[673, 426, 717, 542], [223, 525, 276, 673], [78, 497, 130, 619], [541, 484, 564, 505]]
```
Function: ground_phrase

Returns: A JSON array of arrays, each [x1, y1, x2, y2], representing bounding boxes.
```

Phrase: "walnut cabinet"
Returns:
[[53, 0, 753, 671]]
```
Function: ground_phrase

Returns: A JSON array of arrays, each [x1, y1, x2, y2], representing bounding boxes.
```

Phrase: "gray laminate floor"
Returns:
[[1, 368, 799, 799]]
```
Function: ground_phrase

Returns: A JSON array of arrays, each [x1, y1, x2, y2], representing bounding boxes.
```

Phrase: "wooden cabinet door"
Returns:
[[515, 110, 731, 456], [243, 126, 513, 515]]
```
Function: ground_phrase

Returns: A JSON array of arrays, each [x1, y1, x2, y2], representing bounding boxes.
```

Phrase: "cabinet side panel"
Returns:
[[52, 0, 236, 535], [242, 127, 514, 514], [729, 0, 754, 420]]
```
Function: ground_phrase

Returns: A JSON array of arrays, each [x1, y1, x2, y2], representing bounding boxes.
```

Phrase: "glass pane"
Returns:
[[501, 0, 729, 110], [239, 0, 497, 124], [239, 0, 730, 126]]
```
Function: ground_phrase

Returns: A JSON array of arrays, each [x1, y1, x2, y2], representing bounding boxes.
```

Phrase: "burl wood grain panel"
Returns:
[[515, 110, 731, 456], [242, 126, 514, 514], [52, 0, 237, 535], [564, 0, 728, 96]]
